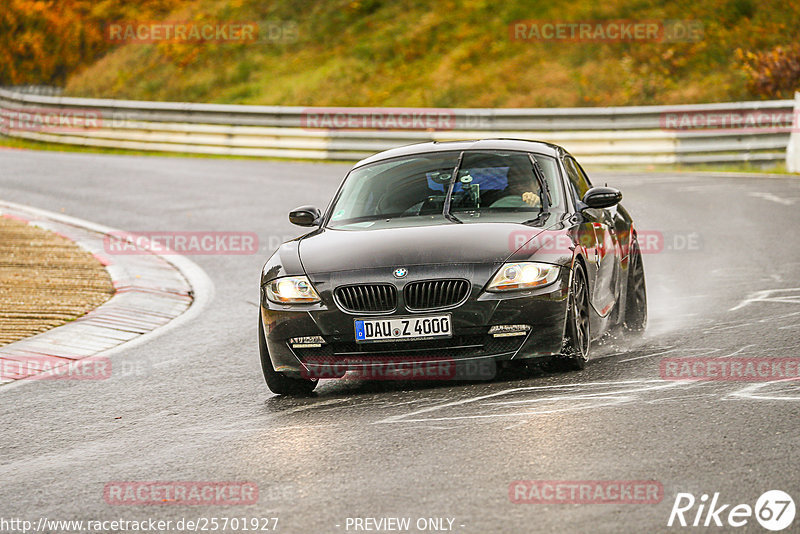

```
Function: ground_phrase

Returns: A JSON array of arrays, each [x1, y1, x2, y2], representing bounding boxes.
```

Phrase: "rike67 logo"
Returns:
[[668, 490, 795, 531]]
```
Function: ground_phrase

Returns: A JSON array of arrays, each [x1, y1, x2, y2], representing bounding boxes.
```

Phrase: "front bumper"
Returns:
[[260, 265, 570, 378]]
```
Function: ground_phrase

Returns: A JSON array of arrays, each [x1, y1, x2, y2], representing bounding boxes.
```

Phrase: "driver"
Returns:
[[499, 164, 541, 208]]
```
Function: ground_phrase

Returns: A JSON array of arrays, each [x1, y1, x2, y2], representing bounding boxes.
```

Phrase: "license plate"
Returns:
[[354, 314, 452, 343]]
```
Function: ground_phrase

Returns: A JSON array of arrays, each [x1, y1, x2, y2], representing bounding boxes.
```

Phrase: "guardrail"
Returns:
[[0, 87, 795, 167]]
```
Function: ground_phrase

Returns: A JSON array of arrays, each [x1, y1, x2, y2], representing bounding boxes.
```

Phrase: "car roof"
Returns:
[[353, 138, 566, 168]]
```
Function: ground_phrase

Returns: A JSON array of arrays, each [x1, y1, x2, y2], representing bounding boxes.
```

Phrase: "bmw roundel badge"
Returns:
[[393, 267, 408, 278]]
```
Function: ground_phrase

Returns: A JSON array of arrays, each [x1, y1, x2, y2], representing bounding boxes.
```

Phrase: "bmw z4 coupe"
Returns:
[[259, 139, 647, 395]]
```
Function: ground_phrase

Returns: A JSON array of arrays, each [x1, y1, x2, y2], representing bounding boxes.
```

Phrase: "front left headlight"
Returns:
[[265, 275, 321, 304], [486, 262, 560, 292]]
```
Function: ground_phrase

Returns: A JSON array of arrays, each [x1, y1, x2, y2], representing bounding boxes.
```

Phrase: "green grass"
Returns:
[[62, 0, 800, 108], [3, 134, 794, 175], [0, 135, 346, 163]]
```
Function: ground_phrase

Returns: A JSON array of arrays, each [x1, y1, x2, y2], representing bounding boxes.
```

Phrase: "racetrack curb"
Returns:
[[0, 199, 214, 388]]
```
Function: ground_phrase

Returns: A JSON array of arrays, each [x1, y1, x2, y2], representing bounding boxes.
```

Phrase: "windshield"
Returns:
[[327, 150, 563, 230]]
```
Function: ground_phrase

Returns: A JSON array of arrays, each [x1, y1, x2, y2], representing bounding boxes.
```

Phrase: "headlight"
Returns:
[[486, 262, 560, 292], [265, 276, 321, 304]]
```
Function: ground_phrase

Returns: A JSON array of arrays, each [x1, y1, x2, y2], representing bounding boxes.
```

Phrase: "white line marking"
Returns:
[[618, 347, 720, 363], [718, 344, 757, 358], [760, 311, 800, 323], [730, 288, 800, 311], [380, 398, 434, 408], [729, 379, 800, 401], [702, 322, 752, 333], [747, 192, 796, 205], [273, 398, 351, 415], [375, 389, 526, 424], [373, 379, 684, 424], [618, 347, 679, 363], [484, 394, 631, 406]]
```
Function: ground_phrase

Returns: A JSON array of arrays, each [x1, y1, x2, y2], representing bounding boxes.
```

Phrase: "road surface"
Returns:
[[1, 150, 799, 533]]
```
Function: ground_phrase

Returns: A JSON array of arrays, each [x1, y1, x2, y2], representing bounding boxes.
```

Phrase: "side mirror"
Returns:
[[289, 205, 321, 227], [582, 187, 622, 209]]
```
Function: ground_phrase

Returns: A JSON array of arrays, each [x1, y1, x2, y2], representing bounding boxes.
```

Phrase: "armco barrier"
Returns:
[[0, 88, 795, 166]]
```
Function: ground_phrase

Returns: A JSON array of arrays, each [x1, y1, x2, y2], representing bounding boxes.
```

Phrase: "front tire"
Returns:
[[549, 262, 591, 371], [259, 314, 317, 396]]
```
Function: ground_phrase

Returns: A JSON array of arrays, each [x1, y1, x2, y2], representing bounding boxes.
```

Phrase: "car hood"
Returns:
[[297, 219, 560, 274]]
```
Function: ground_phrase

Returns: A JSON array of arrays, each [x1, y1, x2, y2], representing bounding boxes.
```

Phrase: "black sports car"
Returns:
[[259, 139, 647, 395]]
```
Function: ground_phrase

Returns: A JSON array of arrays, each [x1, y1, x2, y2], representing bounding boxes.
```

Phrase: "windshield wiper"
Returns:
[[444, 212, 462, 223], [520, 211, 549, 226], [528, 154, 552, 210], [442, 151, 466, 224]]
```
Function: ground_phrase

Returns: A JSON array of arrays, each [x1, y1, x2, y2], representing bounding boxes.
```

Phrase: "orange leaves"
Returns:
[[0, 0, 193, 85], [736, 44, 800, 98]]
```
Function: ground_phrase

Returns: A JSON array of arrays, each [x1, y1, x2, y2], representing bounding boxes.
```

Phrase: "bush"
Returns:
[[737, 44, 800, 99]]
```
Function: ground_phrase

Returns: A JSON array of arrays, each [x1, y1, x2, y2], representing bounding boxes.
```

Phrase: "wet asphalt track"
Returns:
[[1, 149, 799, 533]]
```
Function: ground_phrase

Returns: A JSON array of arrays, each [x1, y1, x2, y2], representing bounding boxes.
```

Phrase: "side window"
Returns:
[[574, 159, 594, 190], [563, 156, 591, 202]]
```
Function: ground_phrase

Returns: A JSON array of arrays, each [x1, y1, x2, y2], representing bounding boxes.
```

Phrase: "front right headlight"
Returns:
[[265, 276, 321, 304], [485, 262, 560, 292]]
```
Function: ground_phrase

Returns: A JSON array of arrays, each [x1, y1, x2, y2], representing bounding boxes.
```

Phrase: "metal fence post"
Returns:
[[786, 92, 800, 173]]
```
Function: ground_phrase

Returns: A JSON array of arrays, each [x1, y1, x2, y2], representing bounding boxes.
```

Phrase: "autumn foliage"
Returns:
[[1, 0, 799, 106], [0, 0, 185, 86], [737, 44, 800, 99]]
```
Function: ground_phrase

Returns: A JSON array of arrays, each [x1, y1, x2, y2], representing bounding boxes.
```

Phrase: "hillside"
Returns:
[[5, 0, 800, 107]]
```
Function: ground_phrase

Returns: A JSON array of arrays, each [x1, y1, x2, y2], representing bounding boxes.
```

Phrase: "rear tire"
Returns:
[[259, 314, 317, 396], [549, 262, 590, 371], [623, 241, 647, 333]]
